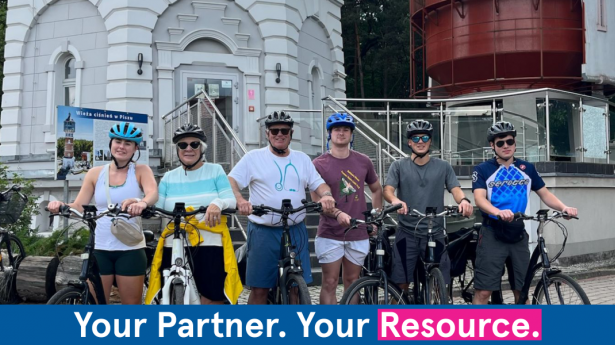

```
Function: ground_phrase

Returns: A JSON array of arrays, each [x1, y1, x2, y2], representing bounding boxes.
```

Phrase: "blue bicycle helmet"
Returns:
[[109, 122, 143, 144], [326, 113, 355, 131]]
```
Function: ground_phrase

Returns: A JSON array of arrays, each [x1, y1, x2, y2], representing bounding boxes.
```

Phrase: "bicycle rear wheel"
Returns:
[[0, 234, 26, 304], [426, 268, 449, 305], [282, 273, 311, 305], [532, 272, 590, 305], [340, 277, 407, 305], [48, 286, 96, 305]]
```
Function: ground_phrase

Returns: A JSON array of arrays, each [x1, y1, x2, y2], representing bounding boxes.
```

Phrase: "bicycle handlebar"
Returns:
[[141, 205, 236, 219], [346, 203, 403, 233], [410, 205, 462, 218], [506, 210, 579, 221], [45, 204, 121, 221], [251, 199, 322, 217]]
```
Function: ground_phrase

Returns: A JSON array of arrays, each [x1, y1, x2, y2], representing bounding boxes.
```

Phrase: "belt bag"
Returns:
[[491, 218, 525, 244], [105, 164, 144, 246]]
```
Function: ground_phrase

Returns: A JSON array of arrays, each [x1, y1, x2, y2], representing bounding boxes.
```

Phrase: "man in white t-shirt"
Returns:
[[228, 111, 335, 304]]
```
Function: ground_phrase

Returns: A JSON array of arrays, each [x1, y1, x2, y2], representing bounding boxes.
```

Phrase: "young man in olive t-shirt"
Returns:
[[311, 113, 383, 304]]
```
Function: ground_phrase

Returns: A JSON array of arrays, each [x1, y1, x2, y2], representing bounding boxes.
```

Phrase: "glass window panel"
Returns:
[[443, 103, 493, 165], [609, 106, 614, 163], [540, 98, 581, 162], [64, 86, 75, 106], [582, 103, 607, 161], [65, 58, 76, 79]]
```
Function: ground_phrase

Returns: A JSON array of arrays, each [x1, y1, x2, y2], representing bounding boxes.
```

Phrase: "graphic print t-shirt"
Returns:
[[312, 151, 378, 241], [228, 147, 325, 226], [472, 158, 545, 222]]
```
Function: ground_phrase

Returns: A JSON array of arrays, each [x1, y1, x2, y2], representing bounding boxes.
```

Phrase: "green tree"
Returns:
[[341, 0, 411, 105]]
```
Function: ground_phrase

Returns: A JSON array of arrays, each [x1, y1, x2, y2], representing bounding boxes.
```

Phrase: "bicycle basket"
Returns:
[[0, 192, 28, 227]]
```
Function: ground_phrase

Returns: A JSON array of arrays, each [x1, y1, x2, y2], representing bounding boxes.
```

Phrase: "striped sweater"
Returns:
[[156, 163, 236, 246]]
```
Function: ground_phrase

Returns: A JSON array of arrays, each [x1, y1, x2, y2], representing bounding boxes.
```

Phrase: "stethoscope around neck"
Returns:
[[274, 159, 300, 192]]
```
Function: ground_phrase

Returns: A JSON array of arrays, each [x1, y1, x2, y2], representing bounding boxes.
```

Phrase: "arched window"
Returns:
[[63, 57, 76, 106]]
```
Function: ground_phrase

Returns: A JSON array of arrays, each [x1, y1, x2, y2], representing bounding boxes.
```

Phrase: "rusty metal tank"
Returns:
[[411, 0, 583, 96]]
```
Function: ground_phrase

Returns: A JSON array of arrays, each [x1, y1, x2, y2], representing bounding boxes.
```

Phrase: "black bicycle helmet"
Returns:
[[265, 111, 294, 128], [173, 123, 207, 144], [487, 121, 516, 142], [407, 120, 433, 138]]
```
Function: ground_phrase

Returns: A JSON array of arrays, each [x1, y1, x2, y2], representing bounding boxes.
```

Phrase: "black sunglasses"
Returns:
[[411, 135, 431, 143], [269, 128, 291, 135], [495, 138, 515, 148], [177, 141, 201, 150]]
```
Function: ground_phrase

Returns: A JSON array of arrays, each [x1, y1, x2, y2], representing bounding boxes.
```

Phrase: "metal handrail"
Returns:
[[327, 88, 615, 107], [162, 90, 248, 155], [324, 96, 409, 158]]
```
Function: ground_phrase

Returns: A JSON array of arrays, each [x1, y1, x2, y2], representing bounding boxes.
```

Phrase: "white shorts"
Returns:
[[315, 236, 370, 266]]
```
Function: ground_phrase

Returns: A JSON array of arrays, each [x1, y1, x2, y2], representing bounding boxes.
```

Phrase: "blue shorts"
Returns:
[[246, 221, 312, 288]]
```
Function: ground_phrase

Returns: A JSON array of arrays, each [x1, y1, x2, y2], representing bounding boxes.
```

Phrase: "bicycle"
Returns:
[[450, 210, 589, 305], [339, 203, 408, 305], [46, 204, 122, 304], [0, 185, 28, 304], [250, 199, 322, 305], [406, 206, 465, 305], [511, 210, 589, 305], [141, 202, 235, 305]]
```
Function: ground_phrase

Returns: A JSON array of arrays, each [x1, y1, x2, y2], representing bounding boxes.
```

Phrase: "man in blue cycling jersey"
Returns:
[[472, 121, 578, 304]]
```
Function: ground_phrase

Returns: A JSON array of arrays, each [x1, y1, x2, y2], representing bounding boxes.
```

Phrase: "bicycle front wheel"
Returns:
[[532, 272, 590, 305], [426, 268, 449, 305], [282, 273, 311, 305], [48, 286, 96, 305], [0, 234, 26, 304], [171, 282, 185, 305], [340, 277, 407, 305]]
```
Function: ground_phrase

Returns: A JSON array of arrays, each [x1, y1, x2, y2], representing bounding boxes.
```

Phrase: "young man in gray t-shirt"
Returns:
[[384, 120, 473, 294]]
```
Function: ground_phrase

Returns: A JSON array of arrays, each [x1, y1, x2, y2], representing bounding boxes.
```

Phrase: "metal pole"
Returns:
[[63, 180, 69, 229], [377, 142, 383, 185], [398, 111, 403, 150], [322, 101, 326, 153], [440, 102, 445, 160], [579, 97, 584, 162], [545, 92, 551, 161], [522, 120, 527, 160], [212, 104, 217, 164], [386, 102, 391, 146], [606, 103, 610, 164], [492, 99, 497, 123]]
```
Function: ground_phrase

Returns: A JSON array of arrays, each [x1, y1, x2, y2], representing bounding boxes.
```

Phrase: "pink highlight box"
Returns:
[[378, 309, 542, 341]]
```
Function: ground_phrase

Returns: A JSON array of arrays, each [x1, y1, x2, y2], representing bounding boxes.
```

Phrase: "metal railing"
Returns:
[[161, 90, 248, 239], [323, 88, 613, 165]]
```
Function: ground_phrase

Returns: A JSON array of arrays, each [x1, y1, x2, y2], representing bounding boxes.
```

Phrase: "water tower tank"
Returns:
[[411, 0, 583, 96]]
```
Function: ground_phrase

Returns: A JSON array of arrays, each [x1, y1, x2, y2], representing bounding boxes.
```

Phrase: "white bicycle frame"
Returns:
[[160, 233, 201, 305]]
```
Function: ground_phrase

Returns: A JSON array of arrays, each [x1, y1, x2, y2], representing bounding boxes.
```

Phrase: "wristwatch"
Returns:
[[322, 191, 333, 197], [460, 197, 471, 205]]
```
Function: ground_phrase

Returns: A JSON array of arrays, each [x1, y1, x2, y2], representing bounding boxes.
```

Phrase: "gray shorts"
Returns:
[[391, 230, 451, 285], [474, 226, 530, 291]]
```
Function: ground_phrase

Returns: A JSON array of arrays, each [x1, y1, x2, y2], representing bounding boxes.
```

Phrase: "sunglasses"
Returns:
[[411, 135, 431, 143], [269, 128, 291, 136], [177, 141, 201, 150], [495, 138, 516, 148]]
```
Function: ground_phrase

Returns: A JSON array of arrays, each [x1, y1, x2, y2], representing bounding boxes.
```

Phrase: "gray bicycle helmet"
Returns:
[[407, 120, 434, 138], [487, 121, 516, 142], [173, 123, 207, 144], [265, 111, 294, 128]]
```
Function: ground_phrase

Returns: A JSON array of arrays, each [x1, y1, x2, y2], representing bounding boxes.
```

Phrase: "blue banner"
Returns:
[[0, 305, 611, 344]]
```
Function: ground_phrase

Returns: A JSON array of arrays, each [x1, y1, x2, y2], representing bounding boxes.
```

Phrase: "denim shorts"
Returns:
[[246, 221, 312, 288]]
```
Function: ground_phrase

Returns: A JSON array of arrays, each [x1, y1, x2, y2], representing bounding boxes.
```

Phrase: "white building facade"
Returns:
[[0, 0, 346, 232]]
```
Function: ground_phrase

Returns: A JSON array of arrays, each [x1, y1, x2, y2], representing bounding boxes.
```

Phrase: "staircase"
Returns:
[[160, 91, 406, 286]]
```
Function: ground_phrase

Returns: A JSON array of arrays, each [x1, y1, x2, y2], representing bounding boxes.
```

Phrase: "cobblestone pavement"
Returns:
[[237, 274, 615, 305]]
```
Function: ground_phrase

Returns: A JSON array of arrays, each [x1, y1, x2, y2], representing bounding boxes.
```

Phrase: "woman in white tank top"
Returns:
[[48, 122, 158, 304]]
